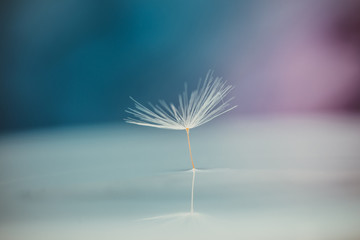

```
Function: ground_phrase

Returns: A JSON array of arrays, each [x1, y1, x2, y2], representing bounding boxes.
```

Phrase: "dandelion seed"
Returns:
[[125, 70, 236, 169]]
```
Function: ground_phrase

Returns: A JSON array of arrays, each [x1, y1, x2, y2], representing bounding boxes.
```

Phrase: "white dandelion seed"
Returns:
[[125, 70, 237, 169]]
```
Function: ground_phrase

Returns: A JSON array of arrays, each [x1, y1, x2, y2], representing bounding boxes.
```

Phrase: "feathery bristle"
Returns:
[[125, 71, 236, 130]]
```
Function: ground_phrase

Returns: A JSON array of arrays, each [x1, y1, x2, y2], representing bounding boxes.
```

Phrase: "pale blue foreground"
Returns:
[[0, 115, 360, 239]]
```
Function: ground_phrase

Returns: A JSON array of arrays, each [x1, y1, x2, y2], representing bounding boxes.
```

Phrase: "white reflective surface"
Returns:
[[1, 115, 360, 239]]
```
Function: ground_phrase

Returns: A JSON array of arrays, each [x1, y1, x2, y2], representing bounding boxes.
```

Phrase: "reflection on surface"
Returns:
[[190, 168, 196, 214], [141, 168, 197, 221], [1, 116, 360, 239]]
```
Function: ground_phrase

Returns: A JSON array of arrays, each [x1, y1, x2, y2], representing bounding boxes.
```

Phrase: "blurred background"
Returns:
[[1, 1, 360, 239], [1, 0, 360, 133]]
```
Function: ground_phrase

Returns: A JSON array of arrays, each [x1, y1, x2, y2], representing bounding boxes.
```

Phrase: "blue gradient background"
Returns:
[[1, 0, 360, 133]]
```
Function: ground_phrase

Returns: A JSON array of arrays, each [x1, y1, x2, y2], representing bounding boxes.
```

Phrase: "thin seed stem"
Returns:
[[186, 128, 195, 169]]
